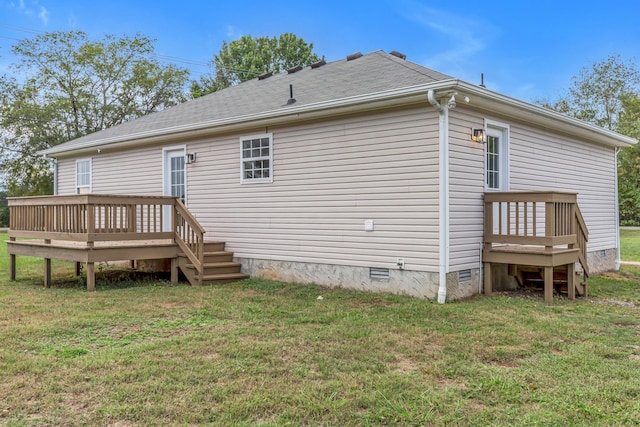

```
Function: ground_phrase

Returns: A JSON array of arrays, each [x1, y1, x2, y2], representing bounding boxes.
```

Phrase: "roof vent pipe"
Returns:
[[480, 73, 486, 88], [390, 50, 407, 60], [287, 84, 296, 105], [346, 52, 363, 61]]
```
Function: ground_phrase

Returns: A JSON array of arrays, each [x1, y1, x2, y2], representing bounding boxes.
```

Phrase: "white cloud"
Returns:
[[68, 12, 77, 28], [405, 4, 497, 71], [38, 6, 48, 25], [7, 0, 50, 25], [225, 25, 241, 40]]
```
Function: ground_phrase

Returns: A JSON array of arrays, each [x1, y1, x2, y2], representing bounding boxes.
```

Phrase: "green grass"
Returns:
[[620, 228, 640, 262], [2, 232, 640, 425]]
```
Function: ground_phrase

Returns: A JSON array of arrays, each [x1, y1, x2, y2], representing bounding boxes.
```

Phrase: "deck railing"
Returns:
[[8, 194, 206, 281], [8, 194, 177, 243], [174, 199, 205, 285], [484, 191, 588, 273]]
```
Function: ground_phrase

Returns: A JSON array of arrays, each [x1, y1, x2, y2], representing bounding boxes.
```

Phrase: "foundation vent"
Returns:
[[458, 269, 472, 282], [370, 267, 390, 280]]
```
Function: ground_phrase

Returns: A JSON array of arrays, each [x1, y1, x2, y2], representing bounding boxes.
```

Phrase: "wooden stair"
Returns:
[[177, 241, 249, 285], [515, 265, 587, 297]]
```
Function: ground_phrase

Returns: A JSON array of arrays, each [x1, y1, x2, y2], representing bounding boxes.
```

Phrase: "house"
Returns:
[[7, 50, 636, 303]]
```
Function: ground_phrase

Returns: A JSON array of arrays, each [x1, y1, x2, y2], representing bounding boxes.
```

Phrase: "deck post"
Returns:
[[86, 262, 95, 292], [44, 238, 51, 288], [75, 262, 81, 276], [170, 257, 178, 285], [483, 262, 492, 295], [544, 266, 553, 304], [9, 237, 16, 281], [44, 258, 52, 288], [567, 263, 575, 300]]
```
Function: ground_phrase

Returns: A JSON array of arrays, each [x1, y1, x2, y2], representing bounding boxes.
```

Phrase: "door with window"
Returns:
[[163, 148, 186, 231], [485, 124, 509, 234]]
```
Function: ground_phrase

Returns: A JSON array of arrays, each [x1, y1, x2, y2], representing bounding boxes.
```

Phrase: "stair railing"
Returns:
[[574, 206, 590, 279], [173, 199, 205, 285]]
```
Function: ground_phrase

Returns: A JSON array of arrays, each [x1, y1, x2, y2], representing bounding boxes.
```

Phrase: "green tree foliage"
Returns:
[[617, 95, 640, 224], [191, 33, 322, 98], [540, 55, 640, 225], [0, 190, 8, 227], [553, 55, 640, 130], [0, 31, 190, 196]]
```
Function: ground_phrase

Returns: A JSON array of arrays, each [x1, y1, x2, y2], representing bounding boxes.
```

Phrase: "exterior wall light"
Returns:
[[186, 153, 196, 164], [471, 128, 486, 143]]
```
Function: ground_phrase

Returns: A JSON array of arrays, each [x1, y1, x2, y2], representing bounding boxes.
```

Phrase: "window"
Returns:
[[240, 133, 273, 183], [484, 122, 509, 191], [76, 158, 91, 194], [486, 134, 500, 190]]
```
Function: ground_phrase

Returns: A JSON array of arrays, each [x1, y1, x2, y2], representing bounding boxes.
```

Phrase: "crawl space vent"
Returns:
[[370, 267, 390, 279], [458, 270, 472, 282]]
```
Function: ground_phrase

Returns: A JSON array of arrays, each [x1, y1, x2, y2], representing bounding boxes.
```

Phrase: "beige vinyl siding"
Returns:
[[56, 147, 164, 196], [56, 158, 77, 195], [187, 107, 442, 271], [448, 108, 486, 270], [509, 125, 616, 252], [447, 107, 618, 272]]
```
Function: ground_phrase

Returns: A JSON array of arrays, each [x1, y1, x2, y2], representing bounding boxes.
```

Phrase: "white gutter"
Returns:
[[428, 89, 451, 304], [615, 147, 621, 270]]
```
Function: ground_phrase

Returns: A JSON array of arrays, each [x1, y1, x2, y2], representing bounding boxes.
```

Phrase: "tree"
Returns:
[[0, 190, 8, 228], [617, 94, 640, 224], [0, 31, 190, 195], [540, 55, 640, 225], [550, 55, 640, 131], [191, 33, 322, 98]]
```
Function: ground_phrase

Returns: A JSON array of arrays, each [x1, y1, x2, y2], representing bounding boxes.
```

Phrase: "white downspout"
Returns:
[[615, 147, 621, 270], [428, 89, 451, 304]]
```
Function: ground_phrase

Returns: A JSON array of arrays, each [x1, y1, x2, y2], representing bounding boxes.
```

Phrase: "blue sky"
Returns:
[[0, 0, 638, 103]]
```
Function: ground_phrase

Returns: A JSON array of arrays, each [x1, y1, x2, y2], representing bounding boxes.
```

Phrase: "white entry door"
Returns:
[[485, 124, 509, 234], [163, 147, 186, 231]]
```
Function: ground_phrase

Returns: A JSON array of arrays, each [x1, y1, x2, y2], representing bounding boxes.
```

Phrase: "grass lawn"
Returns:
[[1, 232, 640, 425], [620, 228, 640, 262]]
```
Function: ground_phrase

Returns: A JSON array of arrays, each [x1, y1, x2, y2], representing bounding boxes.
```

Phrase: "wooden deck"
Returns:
[[483, 191, 589, 304], [6, 194, 210, 290]]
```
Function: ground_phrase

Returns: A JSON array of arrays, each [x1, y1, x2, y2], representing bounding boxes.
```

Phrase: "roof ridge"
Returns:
[[374, 50, 453, 81]]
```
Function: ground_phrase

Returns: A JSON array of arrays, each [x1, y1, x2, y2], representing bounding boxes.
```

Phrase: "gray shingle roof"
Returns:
[[45, 50, 453, 154]]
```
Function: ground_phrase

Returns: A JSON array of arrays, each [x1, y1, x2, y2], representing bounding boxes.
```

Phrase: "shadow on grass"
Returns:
[[15, 267, 180, 291]]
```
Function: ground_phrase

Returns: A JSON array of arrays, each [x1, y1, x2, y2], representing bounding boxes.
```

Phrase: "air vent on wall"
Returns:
[[346, 51, 363, 61], [458, 269, 472, 282], [390, 50, 407, 60], [370, 267, 390, 279]]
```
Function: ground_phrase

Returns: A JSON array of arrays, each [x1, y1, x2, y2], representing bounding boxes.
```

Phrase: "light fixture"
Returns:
[[185, 153, 196, 164], [471, 128, 486, 143]]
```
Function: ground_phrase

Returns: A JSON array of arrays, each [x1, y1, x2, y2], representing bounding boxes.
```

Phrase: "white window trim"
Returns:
[[484, 119, 510, 192], [240, 133, 273, 184], [75, 158, 92, 194], [162, 145, 188, 204]]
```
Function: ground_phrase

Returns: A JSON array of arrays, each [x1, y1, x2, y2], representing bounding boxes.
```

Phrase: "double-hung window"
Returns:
[[240, 133, 273, 183], [76, 158, 92, 194]]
